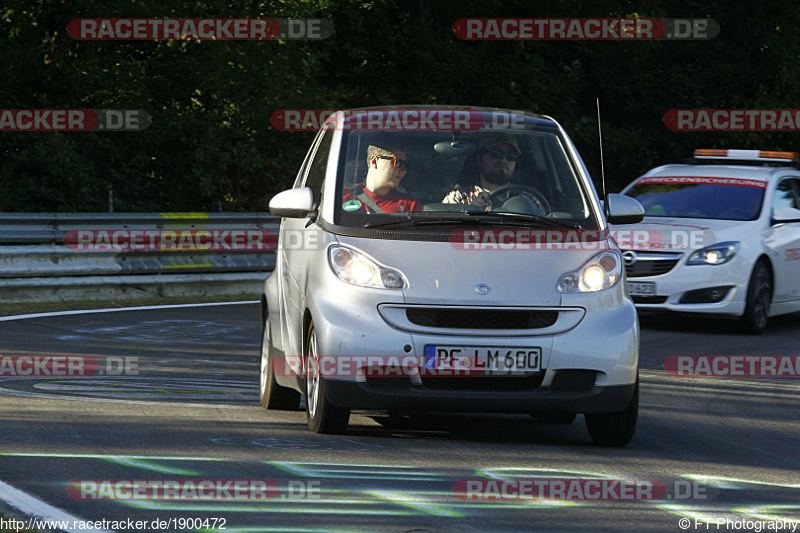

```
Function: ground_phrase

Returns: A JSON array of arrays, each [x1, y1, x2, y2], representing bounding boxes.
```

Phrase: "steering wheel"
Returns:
[[489, 184, 551, 214], [717, 207, 750, 220]]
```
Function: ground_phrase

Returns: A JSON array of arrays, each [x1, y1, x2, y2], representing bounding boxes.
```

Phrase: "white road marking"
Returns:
[[0, 479, 113, 533], [0, 385, 262, 410], [0, 301, 258, 322]]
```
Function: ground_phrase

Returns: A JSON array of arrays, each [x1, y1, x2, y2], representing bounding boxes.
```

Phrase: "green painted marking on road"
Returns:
[[683, 474, 800, 489], [654, 503, 725, 523], [365, 490, 463, 517], [0, 453, 224, 461], [121, 500, 415, 516], [268, 461, 441, 481], [735, 503, 800, 522]]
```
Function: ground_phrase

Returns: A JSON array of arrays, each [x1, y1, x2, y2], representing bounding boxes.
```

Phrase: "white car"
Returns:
[[260, 106, 644, 445], [619, 149, 800, 333]]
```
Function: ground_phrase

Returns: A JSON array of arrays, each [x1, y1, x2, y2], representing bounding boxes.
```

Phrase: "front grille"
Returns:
[[550, 370, 597, 392], [406, 308, 558, 329], [631, 295, 668, 304], [623, 252, 682, 278], [420, 373, 545, 392]]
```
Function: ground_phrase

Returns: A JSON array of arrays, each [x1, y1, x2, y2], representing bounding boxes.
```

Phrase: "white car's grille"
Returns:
[[622, 251, 682, 278]]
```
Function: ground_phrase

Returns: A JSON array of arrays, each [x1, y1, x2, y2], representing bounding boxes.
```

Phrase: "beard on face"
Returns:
[[483, 166, 512, 185]]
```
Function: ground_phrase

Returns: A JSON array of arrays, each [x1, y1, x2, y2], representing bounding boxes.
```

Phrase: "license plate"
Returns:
[[424, 345, 541, 374], [627, 281, 656, 296]]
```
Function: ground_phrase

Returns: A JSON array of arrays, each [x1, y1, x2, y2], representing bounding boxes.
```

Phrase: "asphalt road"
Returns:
[[0, 303, 798, 533]]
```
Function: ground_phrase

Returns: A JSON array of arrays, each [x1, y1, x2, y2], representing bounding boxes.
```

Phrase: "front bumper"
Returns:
[[307, 279, 638, 414], [626, 258, 750, 316], [326, 379, 636, 413]]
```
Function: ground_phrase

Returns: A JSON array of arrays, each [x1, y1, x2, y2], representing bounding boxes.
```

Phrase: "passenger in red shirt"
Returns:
[[343, 145, 422, 214]]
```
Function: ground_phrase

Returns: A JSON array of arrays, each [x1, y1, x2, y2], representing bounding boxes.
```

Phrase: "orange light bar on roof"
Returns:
[[694, 149, 728, 157], [759, 150, 799, 160], [693, 149, 799, 160]]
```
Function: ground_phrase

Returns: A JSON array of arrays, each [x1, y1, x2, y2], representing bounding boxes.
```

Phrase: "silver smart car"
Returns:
[[260, 107, 645, 445]]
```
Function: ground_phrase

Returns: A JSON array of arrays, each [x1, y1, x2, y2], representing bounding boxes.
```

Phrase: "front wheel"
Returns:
[[305, 323, 350, 434], [741, 261, 772, 335], [259, 317, 300, 410], [585, 379, 638, 446]]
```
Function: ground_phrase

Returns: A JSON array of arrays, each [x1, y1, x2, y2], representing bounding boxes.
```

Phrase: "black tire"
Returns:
[[305, 323, 350, 434], [529, 411, 577, 424], [585, 379, 639, 446], [259, 317, 300, 410], [741, 261, 772, 335]]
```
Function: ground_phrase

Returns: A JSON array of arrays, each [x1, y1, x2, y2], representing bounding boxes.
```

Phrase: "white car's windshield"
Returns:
[[624, 176, 766, 220], [333, 121, 598, 230]]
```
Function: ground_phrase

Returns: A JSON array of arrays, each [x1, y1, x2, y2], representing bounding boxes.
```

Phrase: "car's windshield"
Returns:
[[333, 122, 598, 230], [624, 176, 766, 220]]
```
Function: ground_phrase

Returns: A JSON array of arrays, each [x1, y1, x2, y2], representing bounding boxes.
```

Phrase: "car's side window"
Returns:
[[292, 132, 322, 189], [302, 126, 334, 203], [772, 178, 800, 213]]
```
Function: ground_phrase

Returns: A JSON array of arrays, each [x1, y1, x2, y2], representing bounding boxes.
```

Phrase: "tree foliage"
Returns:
[[1, 0, 798, 211]]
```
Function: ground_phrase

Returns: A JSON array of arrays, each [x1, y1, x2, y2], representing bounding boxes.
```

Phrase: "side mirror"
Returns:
[[772, 206, 800, 224], [269, 187, 316, 218], [605, 193, 645, 225]]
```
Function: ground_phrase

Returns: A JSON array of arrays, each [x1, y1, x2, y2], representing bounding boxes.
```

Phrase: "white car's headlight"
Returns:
[[686, 241, 739, 265], [328, 245, 407, 289], [557, 251, 622, 292]]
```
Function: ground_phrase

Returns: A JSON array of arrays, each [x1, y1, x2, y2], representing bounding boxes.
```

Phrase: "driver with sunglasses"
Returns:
[[343, 144, 422, 214], [442, 133, 546, 212]]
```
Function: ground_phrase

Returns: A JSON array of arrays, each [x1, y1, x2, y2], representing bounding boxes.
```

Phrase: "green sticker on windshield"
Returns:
[[343, 199, 362, 211]]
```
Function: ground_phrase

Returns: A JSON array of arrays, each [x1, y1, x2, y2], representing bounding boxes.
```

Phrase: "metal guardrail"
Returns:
[[0, 213, 281, 305], [0, 212, 278, 244]]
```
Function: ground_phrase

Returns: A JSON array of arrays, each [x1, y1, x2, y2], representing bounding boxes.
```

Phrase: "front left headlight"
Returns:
[[686, 241, 740, 265], [557, 251, 622, 292], [328, 245, 407, 289]]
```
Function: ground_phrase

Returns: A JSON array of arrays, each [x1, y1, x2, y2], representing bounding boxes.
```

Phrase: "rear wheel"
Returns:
[[305, 323, 350, 434], [741, 261, 772, 335], [259, 317, 300, 410], [585, 379, 638, 446]]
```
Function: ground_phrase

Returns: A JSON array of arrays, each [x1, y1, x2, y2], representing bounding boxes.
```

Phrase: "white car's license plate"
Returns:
[[627, 281, 656, 296], [424, 345, 541, 373]]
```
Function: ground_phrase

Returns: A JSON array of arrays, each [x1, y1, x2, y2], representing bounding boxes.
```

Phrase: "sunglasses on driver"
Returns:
[[482, 149, 520, 162], [376, 155, 410, 170]]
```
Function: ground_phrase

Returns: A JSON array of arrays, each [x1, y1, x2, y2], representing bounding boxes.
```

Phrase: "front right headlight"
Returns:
[[557, 251, 622, 292], [328, 245, 407, 289], [686, 241, 740, 265]]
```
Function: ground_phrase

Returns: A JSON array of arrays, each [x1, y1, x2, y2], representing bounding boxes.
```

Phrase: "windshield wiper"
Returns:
[[464, 211, 584, 229], [362, 215, 511, 229], [362, 212, 583, 230]]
